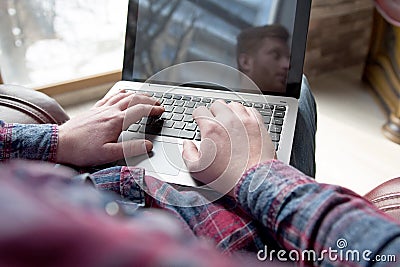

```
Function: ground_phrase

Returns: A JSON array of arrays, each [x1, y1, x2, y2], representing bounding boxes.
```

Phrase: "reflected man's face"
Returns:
[[239, 37, 290, 93]]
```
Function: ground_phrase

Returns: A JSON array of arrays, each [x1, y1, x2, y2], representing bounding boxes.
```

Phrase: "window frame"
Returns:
[[0, 67, 121, 96], [34, 70, 121, 96]]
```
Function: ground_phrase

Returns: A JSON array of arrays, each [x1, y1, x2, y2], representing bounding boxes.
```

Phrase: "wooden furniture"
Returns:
[[363, 0, 400, 144]]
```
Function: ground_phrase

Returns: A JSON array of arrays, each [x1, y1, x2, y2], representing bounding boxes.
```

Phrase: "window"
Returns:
[[0, 0, 128, 92]]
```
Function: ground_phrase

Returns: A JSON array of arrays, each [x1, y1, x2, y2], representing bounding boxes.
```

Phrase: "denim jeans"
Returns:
[[289, 76, 317, 178]]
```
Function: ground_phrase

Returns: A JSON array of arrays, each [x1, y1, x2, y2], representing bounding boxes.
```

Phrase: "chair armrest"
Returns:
[[375, 0, 400, 26], [0, 84, 69, 125], [364, 177, 400, 222]]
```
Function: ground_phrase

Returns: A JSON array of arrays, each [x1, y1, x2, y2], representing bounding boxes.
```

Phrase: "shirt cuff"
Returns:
[[234, 160, 317, 218], [90, 166, 146, 204], [1, 122, 59, 162]]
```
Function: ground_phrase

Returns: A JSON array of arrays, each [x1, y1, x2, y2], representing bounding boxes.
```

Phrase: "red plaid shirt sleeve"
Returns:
[[0, 120, 58, 162]]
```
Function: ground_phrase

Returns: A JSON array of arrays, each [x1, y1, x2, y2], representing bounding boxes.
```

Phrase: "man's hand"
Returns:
[[56, 90, 164, 167], [182, 101, 275, 197]]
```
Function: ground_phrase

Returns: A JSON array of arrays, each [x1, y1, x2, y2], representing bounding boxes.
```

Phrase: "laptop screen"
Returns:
[[122, 0, 311, 98]]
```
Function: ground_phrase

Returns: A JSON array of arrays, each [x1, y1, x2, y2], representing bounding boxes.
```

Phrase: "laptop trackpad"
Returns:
[[125, 138, 185, 176]]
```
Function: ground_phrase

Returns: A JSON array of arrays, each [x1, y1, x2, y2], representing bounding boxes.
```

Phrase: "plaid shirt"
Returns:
[[1, 120, 400, 266]]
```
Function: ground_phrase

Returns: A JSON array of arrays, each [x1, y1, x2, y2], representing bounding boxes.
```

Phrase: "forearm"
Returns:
[[0, 120, 58, 162], [0, 161, 249, 267], [236, 160, 400, 266]]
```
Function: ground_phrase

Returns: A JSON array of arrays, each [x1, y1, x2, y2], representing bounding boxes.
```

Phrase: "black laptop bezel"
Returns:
[[286, 0, 312, 98], [122, 0, 311, 100]]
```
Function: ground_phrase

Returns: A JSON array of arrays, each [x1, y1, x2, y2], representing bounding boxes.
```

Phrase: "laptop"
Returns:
[[111, 0, 311, 187]]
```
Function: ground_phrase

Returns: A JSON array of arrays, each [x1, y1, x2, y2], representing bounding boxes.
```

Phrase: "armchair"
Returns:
[[0, 84, 69, 124]]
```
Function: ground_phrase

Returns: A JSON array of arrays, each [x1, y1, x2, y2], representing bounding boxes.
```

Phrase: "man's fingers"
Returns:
[[123, 104, 165, 130], [106, 91, 137, 107], [94, 89, 126, 107], [193, 106, 213, 119], [246, 107, 275, 160], [118, 94, 160, 111], [103, 139, 153, 161], [209, 100, 231, 118], [182, 140, 200, 171], [248, 107, 269, 134], [228, 101, 251, 118], [106, 91, 159, 109], [182, 139, 218, 174], [98, 90, 133, 107], [95, 90, 161, 110], [192, 106, 215, 135], [148, 105, 165, 116], [123, 139, 153, 158]]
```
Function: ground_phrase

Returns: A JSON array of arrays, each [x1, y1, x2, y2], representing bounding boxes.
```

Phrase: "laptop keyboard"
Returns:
[[126, 91, 287, 151]]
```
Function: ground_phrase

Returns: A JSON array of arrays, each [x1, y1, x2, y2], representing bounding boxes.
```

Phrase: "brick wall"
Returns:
[[304, 0, 374, 78]]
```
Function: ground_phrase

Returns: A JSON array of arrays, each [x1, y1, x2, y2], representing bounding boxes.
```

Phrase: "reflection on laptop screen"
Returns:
[[123, 0, 307, 96]]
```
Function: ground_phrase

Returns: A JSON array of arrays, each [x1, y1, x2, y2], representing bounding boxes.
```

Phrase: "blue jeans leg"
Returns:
[[289, 76, 317, 178]]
